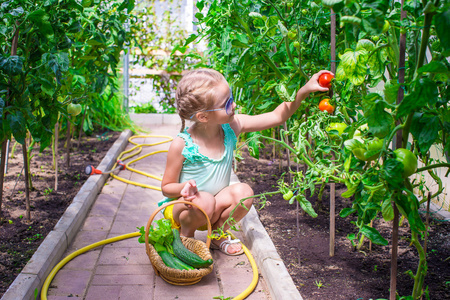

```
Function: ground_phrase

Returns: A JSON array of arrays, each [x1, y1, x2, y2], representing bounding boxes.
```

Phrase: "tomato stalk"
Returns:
[[257, 51, 286, 81], [413, 10, 434, 79], [285, 35, 299, 72], [411, 231, 427, 300]]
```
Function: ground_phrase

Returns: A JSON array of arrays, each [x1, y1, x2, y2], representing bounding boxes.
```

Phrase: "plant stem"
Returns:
[[0, 141, 7, 220], [411, 231, 427, 299], [257, 51, 286, 81], [22, 137, 31, 221], [416, 162, 450, 173]]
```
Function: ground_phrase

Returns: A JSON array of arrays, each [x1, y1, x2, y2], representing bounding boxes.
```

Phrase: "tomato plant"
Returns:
[[191, 1, 450, 298], [0, 0, 136, 219]]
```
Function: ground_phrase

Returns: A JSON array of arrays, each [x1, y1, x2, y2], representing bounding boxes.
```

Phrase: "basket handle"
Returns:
[[144, 200, 212, 255]]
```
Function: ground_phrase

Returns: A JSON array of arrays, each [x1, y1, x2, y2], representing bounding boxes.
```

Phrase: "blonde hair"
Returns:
[[176, 69, 227, 132]]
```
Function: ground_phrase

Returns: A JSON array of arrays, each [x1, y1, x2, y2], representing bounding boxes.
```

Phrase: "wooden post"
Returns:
[[2, 22, 20, 220], [390, 204, 399, 300], [54, 121, 59, 191], [424, 192, 431, 254], [391, 1, 407, 298], [329, 8, 337, 257], [0, 141, 7, 219], [65, 117, 71, 169], [22, 138, 31, 220]]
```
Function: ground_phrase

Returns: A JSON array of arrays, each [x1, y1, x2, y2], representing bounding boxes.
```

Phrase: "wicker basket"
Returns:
[[145, 200, 214, 285]]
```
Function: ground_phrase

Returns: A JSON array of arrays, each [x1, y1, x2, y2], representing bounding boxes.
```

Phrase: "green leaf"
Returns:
[[297, 195, 317, 218], [397, 78, 438, 118], [360, 225, 388, 245], [405, 192, 426, 232], [362, 93, 394, 138], [221, 27, 232, 56], [338, 49, 368, 85], [340, 207, 356, 218], [0, 55, 23, 75], [87, 39, 103, 46], [275, 83, 291, 102], [184, 33, 197, 46], [277, 20, 288, 37], [340, 16, 362, 26], [381, 197, 394, 221], [42, 53, 69, 85], [341, 181, 360, 198], [81, 0, 92, 7], [27, 9, 54, 40], [247, 132, 261, 159], [322, 0, 345, 13], [382, 158, 404, 189], [435, 9, 450, 56], [418, 61, 449, 74], [8, 112, 26, 145], [384, 80, 399, 104], [410, 113, 439, 155], [138, 219, 174, 254]]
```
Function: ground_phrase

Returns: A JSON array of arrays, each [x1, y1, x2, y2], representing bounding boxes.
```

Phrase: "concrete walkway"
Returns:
[[2, 114, 302, 300]]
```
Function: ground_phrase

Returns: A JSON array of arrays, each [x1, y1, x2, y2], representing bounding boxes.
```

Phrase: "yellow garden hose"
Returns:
[[41, 135, 258, 300], [40, 232, 141, 300]]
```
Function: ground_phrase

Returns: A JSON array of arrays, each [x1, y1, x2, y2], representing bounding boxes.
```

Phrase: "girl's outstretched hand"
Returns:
[[304, 70, 334, 94], [180, 179, 198, 208]]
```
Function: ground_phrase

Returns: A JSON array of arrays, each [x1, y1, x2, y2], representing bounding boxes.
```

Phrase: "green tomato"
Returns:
[[283, 190, 294, 201], [67, 103, 82, 116], [293, 41, 300, 49], [287, 2, 293, 8], [326, 122, 347, 137], [352, 138, 383, 161], [302, 9, 308, 15], [287, 30, 297, 40], [394, 148, 418, 178], [372, 35, 379, 42]]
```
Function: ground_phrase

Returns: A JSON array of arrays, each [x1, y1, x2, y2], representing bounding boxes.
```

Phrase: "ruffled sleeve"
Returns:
[[178, 129, 204, 163]]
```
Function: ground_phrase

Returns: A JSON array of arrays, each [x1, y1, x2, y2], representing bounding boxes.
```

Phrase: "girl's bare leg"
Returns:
[[172, 191, 216, 237], [211, 183, 254, 253]]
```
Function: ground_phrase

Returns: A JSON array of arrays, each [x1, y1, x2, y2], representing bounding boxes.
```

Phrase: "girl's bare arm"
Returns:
[[161, 137, 190, 198], [231, 70, 332, 134]]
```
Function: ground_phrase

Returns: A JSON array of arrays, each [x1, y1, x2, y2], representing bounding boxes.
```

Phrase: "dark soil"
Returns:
[[0, 131, 120, 297], [235, 145, 450, 300]]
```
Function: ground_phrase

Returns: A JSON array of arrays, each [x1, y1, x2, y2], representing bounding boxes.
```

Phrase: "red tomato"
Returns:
[[318, 73, 334, 89], [319, 98, 334, 114]]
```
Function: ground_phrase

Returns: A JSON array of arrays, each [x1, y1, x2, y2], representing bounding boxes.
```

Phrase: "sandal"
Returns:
[[211, 236, 244, 256]]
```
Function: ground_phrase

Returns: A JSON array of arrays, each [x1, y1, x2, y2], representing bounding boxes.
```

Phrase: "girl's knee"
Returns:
[[234, 183, 254, 206], [194, 191, 216, 216]]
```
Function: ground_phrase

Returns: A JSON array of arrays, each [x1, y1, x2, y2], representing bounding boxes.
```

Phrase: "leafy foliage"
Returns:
[[187, 1, 450, 298], [0, 0, 135, 149]]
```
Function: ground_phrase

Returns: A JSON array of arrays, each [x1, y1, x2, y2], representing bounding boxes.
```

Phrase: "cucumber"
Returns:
[[158, 250, 181, 270], [172, 228, 213, 268], [171, 255, 195, 270], [158, 250, 194, 270]]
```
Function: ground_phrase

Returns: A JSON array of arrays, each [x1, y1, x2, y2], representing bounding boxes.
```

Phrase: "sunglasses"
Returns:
[[190, 88, 234, 119]]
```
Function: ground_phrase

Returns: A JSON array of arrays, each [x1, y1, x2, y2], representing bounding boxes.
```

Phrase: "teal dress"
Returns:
[[158, 123, 238, 207]]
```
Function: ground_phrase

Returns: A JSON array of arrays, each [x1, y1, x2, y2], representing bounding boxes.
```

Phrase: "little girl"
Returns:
[[160, 69, 332, 255]]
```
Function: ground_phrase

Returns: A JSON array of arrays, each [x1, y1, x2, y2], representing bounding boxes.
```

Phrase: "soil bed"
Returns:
[[235, 145, 450, 300], [0, 131, 120, 297]]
